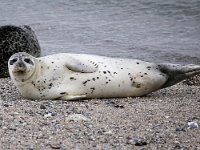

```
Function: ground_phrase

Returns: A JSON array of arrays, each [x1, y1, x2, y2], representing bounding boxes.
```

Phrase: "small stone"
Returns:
[[195, 146, 200, 150], [66, 114, 89, 122], [47, 143, 61, 149], [3, 104, 9, 107], [187, 121, 198, 129], [27, 148, 34, 150], [134, 138, 148, 146], [114, 104, 124, 108], [44, 112, 53, 118], [103, 130, 112, 135], [174, 141, 183, 149], [40, 104, 46, 109]]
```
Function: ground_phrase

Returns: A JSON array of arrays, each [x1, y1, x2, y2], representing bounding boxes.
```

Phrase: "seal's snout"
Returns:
[[17, 61, 26, 68], [12, 61, 27, 73]]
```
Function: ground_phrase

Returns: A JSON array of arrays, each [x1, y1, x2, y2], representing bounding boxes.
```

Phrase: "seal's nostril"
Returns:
[[18, 62, 24, 67], [9, 58, 18, 65]]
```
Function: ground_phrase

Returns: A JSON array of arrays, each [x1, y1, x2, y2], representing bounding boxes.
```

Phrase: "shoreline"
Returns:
[[0, 77, 199, 149]]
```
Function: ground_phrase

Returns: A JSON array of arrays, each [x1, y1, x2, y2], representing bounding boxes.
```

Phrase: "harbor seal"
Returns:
[[8, 52, 200, 100], [0, 25, 41, 78]]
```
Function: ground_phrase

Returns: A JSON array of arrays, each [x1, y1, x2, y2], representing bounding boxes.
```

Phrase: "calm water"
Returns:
[[0, 0, 200, 64]]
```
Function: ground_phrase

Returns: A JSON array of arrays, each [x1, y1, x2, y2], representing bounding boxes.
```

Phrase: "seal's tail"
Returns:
[[158, 63, 200, 88]]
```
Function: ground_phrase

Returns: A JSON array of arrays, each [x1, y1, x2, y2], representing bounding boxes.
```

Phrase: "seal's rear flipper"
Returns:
[[158, 63, 200, 88]]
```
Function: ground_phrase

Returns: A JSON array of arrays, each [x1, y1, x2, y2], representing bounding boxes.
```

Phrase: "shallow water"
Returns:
[[0, 0, 200, 64]]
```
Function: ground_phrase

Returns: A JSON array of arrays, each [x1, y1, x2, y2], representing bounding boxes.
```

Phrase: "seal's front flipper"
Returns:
[[65, 57, 98, 73], [158, 63, 200, 88], [60, 95, 87, 101]]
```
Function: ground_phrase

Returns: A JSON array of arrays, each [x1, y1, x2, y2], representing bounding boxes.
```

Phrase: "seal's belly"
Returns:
[[63, 59, 167, 98]]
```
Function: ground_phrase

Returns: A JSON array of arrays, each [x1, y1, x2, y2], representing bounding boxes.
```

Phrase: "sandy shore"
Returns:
[[0, 77, 199, 150]]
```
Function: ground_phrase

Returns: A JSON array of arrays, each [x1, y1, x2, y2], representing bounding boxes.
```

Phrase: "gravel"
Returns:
[[0, 78, 200, 150]]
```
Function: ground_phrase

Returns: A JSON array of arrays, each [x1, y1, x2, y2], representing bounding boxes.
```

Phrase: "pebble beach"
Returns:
[[0, 76, 199, 150]]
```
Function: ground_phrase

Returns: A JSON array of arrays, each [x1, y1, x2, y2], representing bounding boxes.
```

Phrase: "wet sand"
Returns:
[[0, 77, 199, 150]]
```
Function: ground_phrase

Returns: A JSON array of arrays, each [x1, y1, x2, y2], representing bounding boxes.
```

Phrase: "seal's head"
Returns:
[[8, 52, 36, 81]]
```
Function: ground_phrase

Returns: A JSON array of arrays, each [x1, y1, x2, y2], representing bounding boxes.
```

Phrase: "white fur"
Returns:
[[9, 53, 167, 100]]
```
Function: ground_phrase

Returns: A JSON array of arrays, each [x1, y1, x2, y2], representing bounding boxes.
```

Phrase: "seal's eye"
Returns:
[[24, 58, 34, 65], [9, 58, 18, 65]]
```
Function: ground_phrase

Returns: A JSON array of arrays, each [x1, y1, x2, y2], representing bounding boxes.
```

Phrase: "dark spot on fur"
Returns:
[[83, 81, 87, 84], [104, 66, 107, 67], [141, 75, 143, 77], [51, 62, 54, 64], [106, 82, 109, 84], [147, 66, 151, 70], [90, 87, 95, 93], [92, 78, 96, 81], [113, 72, 117, 74], [70, 77, 76, 80], [82, 81, 88, 86], [97, 77, 99, 79], [136, 84, 141, 88], [132, 81, 141, 88], [121, 68, 123, 70], [41, 66, 43, 69], [118, 84, 121, 87], [60, 92, 66, 95], [49, 83, 53, 87], [32, 81, 35, 86], [144, 73, 147, 75], [136, 62, 139, 64], [103, 71, 107, 74]]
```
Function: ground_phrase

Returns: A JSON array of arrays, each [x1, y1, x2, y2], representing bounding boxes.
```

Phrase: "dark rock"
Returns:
[[39, 104, 46, 109], [0, 25, 41, 78], [3, 104, 9, 107], [134, 138, 148, 146]]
